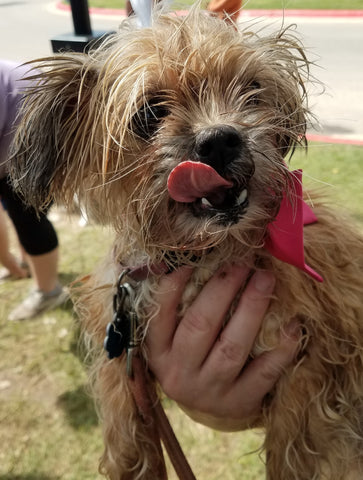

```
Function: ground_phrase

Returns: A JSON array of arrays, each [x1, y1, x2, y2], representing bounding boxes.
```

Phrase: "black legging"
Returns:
[[0, 176, 58, 256]]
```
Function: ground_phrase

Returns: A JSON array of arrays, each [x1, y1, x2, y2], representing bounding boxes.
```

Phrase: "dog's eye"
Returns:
[[132, 100, 170, 139]]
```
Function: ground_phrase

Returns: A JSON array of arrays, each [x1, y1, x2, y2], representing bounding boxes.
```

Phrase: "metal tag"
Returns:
[[104, 270, 139, 376]]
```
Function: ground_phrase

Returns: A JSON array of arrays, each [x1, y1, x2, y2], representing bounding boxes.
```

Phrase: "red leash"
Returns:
[[128, 355, 197, 480], [106, 266, 197, 479]]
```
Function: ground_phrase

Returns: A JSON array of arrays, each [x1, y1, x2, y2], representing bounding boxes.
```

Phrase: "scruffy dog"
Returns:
[[10, 7, 363, 480]]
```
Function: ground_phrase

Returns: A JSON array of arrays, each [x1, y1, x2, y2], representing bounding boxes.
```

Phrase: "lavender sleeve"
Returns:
[[0, 60, 32, 178]]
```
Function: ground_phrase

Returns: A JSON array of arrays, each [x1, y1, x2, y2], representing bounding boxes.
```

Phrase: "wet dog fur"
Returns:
[[10, 8, 363, 480]]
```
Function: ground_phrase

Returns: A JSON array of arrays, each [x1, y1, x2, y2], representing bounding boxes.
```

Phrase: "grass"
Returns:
[[291, 142, 363, 223], [0, 142, 362, 479], [86, 0, 363, 10]]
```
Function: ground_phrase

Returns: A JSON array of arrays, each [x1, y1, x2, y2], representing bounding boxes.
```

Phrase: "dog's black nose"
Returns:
[[194, 125, 243, 172]]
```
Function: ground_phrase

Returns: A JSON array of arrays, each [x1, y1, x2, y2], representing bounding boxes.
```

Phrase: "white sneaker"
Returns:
[[8, 285, 69, 321]]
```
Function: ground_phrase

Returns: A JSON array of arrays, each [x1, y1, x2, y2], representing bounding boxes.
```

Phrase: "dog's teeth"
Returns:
[[237, 189, 248, 205], [201, 197, 213, 208]]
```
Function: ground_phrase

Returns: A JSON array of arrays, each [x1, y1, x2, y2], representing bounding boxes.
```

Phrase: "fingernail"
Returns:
[[254, 270, 275, 294]]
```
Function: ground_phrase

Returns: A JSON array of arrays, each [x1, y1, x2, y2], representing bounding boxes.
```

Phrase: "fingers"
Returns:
[[146, 266, 193, 358], [202, 270, 276, 382], [171, 264, 251, 370], [195, 320, 301, 430], [227, 319, 301, 418], [147, 263, 251, 372], [146, 263, 300, 430]]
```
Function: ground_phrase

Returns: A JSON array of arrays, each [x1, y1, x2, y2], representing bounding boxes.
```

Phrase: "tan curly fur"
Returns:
[[9, 6, 363, 480]]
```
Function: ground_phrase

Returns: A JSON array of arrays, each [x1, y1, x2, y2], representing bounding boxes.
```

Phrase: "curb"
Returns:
[[56, 2, 126, 16], [56, 3, 363, 19], [307, 134, 363, 147], [241, 9, 363, 18]]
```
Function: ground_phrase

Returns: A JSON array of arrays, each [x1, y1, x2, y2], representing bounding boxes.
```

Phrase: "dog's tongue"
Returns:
[[168, 161, 233, 203]]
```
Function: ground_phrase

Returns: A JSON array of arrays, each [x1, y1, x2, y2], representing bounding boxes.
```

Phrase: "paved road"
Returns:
[[0, 0, 119, 60], [0, 0, 362, 142], [241, 13, 363, 143]]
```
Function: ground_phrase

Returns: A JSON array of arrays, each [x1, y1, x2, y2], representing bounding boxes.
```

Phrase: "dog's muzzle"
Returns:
[[167, 125, 254, 223]]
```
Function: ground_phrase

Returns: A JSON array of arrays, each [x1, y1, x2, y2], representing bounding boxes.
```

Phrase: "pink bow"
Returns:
[[265, 169, 323, 283]]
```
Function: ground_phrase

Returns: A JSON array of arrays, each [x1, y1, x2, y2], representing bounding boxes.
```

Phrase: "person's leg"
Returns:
[[126, 0, 134, 16], [26, 247, 59, 292], [8, 245, 65, 322], [0, 203, 28, 279], [1, 177, 59, 289], [0, 177, 66, 320], [207, 0, 242, 23]]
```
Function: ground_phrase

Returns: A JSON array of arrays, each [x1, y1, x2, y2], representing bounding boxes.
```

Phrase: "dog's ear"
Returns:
[[10, 56, 100, 210]]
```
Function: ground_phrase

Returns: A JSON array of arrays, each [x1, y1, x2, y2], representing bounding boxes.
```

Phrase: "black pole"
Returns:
[[69, 0, 92, 35], [51, 0, 114, 53]]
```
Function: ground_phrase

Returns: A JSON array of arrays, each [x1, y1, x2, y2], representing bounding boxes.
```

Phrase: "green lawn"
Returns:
[[291, 143, 363, 223], [87, 0, 363, 10], [0, 143, 362, 479]]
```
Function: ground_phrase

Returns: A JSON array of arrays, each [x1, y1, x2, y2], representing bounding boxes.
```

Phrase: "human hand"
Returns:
[[146, 264, 300, 431]]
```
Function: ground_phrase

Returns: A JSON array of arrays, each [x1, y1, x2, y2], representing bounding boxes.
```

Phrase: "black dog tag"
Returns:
[[104, 312, 130, 359]]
